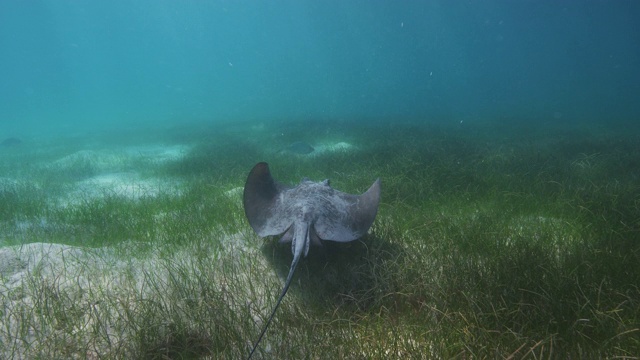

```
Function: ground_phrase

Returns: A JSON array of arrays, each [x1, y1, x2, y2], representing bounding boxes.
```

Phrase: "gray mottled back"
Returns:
[[243, 162, 380, 242], [242, 162, 380, 358]]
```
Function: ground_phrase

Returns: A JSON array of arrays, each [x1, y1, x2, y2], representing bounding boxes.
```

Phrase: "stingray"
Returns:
[[282, 141, 314, 155], [0, 137, 22, 147], [243, 162, 381, 358]]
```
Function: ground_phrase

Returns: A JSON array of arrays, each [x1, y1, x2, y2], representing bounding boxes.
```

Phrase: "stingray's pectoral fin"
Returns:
[[315, 178, 381, 242], [351, 178, 382, 235], [243, 162, 292, 237]]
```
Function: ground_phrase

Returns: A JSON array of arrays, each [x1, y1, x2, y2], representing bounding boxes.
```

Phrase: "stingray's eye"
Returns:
[[322, 179, 330, 186]]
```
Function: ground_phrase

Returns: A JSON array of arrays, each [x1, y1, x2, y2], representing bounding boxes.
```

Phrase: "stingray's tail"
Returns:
[[247, 222, 309, 359]]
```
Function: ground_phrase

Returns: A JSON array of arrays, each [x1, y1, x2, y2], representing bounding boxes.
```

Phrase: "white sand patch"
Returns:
[[0, 233, 271, 358], [0, 242, 161, 357], [48, 144, 191, 174], [60, 172, 181, 206], [224, 186, 243, 199], [45, 144, 190, 206], [280, 141, 357, 157], [0, 177, 22, 191], [123, 144, 190, 163], [49, 149, 127, 173], [0, 177, 41, 194], [310, 141, 357, 156]]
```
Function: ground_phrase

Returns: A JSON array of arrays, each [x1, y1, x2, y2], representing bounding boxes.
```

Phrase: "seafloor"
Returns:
[[0, 118, 638, 358]]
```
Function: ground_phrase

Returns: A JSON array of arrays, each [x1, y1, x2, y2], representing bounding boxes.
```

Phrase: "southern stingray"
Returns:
[[243, 162, 381, 358]]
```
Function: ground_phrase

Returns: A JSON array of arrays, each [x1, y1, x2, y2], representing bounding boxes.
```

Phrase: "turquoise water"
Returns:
[[1, 3, 640, 357], [1, 1, 639, 137]]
